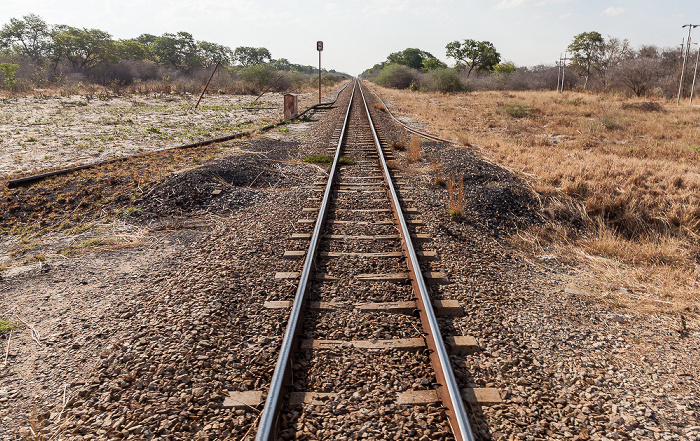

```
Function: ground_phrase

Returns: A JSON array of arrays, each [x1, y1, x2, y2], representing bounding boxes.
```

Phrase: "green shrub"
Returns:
[[238, 63, 277, 93], [374, 63, 419, 89], [428, 68, 463, 92], [0, 63, 20, 88]]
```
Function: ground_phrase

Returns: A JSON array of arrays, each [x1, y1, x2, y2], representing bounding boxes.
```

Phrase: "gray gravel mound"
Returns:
[[140, 140, 314, 217]]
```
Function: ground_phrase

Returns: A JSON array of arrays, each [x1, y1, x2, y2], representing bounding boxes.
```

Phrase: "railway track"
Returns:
[[221, 79, 498, 440]]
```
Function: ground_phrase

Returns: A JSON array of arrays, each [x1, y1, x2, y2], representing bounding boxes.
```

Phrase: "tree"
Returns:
[[386, 48, 442, 70], [613, 57, 664, 97], [50, 26, 118, 72], [198, 41, 234, 67], [494, 62, 516, 75], [445, 39, 501, 77], [151, 32, 202, 71], [567, 31, 604, 89], [423, 57, 447, 71], [116, 39, 151, 61], [0, 14, 52, 63], [234, 46, 271, 66], [596, 37, 631, 88]]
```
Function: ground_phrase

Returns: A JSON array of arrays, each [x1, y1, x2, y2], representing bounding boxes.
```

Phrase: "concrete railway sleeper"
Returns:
[[227, 79, 496, 440]]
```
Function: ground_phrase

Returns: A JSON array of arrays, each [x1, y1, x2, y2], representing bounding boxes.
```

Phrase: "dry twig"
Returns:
[[3, 329, 11, 366], [15, 316, 42, 346]]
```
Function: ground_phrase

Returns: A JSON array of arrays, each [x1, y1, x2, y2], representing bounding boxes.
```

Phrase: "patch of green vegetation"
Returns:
[[499, 103, 530, 118], [303, 155, 354, 166], [304, 154, 333, 164], [122, 206, 143, 217], [0, 318, 17, 334], [338, 157, 354, 165], [278, 126, 289, 133], [65, 223, 94, 235]]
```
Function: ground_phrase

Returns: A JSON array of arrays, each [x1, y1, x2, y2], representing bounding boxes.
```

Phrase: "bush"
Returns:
[[373, 63, 420, 89], [428, 68, 463, 92], [238, 63, 277, 93]]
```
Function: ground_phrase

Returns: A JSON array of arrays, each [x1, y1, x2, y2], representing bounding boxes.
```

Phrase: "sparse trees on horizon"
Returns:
[[0, 14, 348, 92]]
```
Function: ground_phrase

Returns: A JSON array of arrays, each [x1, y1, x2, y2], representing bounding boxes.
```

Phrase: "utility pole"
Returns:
[[691, 43, 700, 105], [557, 54, 562, 92], [678, 24, 698, 106], [559, 53, 568, 93]]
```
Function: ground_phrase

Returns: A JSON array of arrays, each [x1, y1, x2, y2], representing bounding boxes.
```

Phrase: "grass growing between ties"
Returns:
[[370, 83, 700, 310], [303, 154, 354, 165]]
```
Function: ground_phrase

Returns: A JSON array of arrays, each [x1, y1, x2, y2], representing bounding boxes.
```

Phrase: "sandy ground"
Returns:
[[0, 91, 311, 178]]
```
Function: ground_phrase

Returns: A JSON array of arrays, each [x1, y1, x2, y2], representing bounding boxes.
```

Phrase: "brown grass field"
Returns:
[[372, 84, 700, 311]]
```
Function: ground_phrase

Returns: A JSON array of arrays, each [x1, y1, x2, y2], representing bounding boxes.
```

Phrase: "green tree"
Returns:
[[423, 57, 447, 71], [387, 48, 440, 70], [151, 32, 203, 71], [234, 46, 271, 66], [493, 62, 516, 75], [116, 38, 151, 61], [135, 33, 158, 46], [446, 39, 501, 77], [567, 31, 604, 89], [198, 41, 234, 67], [0, 14, 52, 63], [50, 26, 118, 72]]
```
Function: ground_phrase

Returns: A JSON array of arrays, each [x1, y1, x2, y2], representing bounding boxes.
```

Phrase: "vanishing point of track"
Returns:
[[252, 79, 476, 440]]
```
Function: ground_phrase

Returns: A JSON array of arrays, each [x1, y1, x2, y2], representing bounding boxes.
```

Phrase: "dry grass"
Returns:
[[446, 175, 465, 220], [408, 135, 423, 163], [373, 102, 387, 112], [371, 84, 700, 309]]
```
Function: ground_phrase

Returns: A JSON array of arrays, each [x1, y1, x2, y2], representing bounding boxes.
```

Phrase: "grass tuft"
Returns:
[[0, 318, 17, 334], [408, 135, 423, 163], [446, 174, 465, 220]]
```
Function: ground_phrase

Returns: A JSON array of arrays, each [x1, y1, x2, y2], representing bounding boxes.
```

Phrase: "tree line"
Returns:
[[0, 14, 347, 92], [363, 33, 688, 98]]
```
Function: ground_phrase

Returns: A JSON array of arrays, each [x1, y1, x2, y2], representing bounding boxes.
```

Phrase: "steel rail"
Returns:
[[358, 81, 475, 441], [255, 80, 357, 441]]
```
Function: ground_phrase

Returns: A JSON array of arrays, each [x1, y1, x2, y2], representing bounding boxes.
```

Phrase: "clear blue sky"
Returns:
[[3, 0, 700, 75]]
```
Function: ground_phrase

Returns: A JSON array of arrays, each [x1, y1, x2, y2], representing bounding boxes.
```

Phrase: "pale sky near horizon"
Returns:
[[3, 1, 700, 75]]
